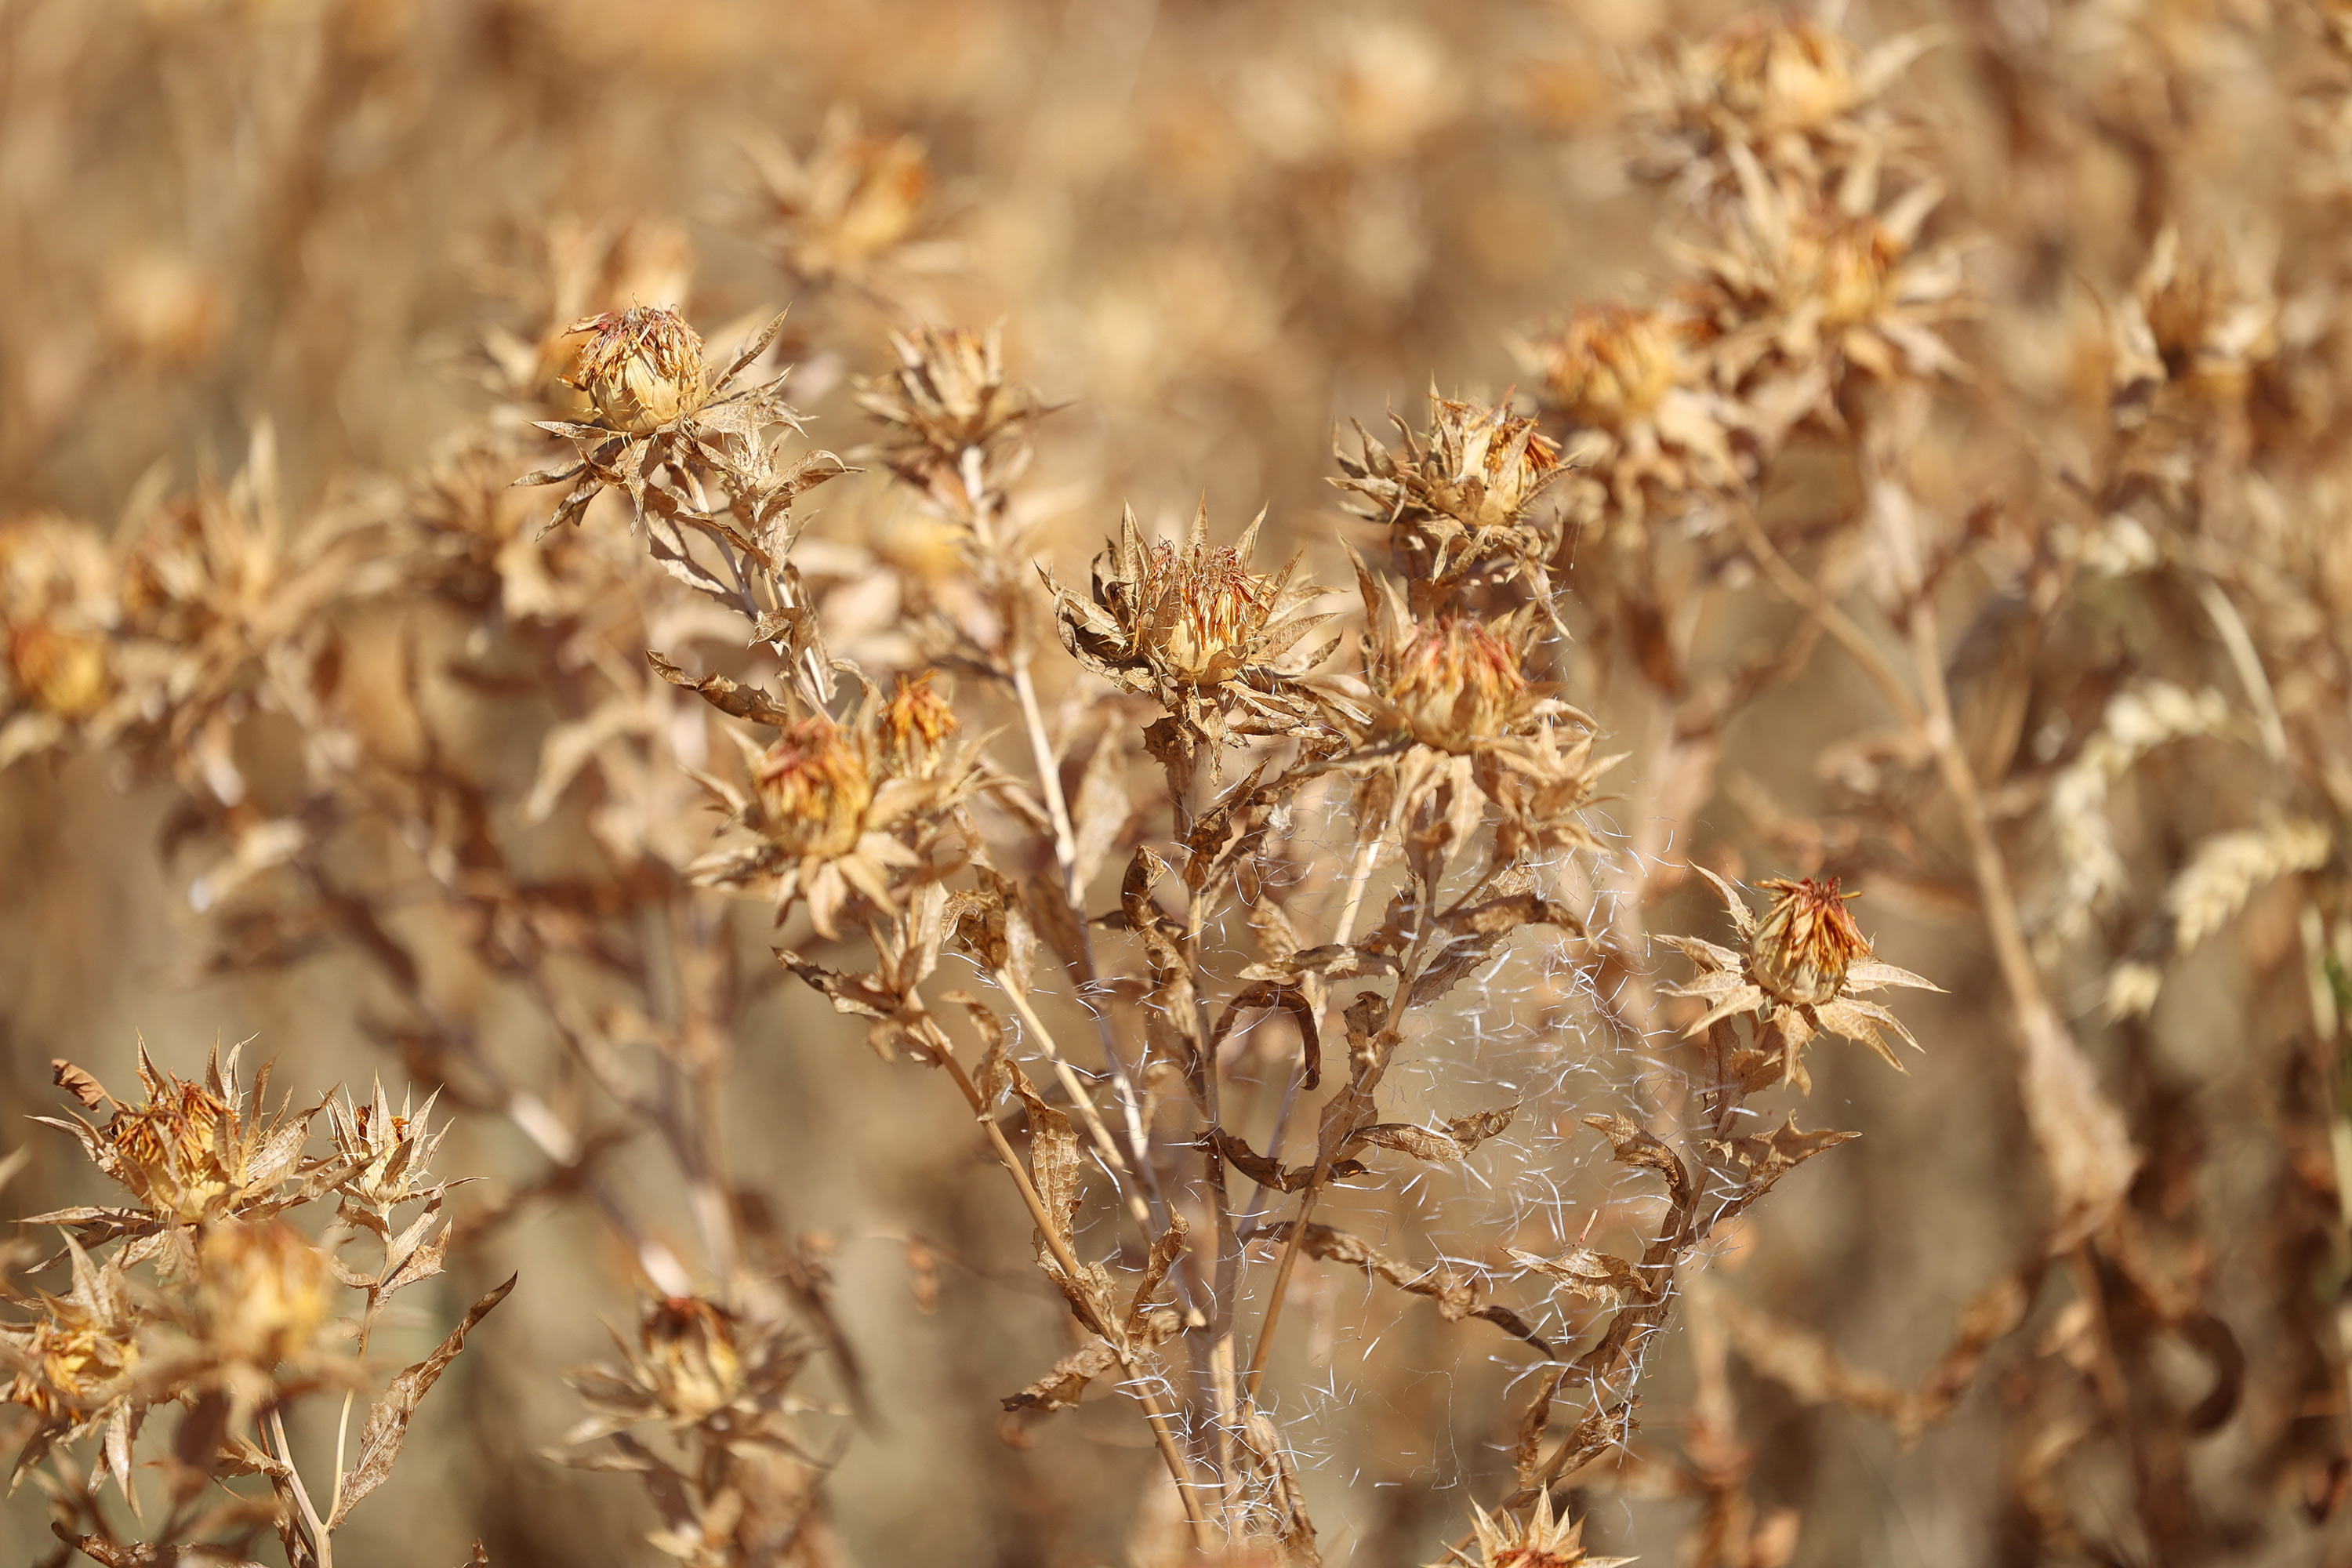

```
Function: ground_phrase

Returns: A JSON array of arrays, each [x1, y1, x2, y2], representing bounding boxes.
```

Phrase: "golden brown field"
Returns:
[[2, 2, 2349, 1564]]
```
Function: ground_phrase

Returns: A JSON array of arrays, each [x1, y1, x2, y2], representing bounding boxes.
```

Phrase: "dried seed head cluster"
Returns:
[[43, 0, 2352, 1558], [5, 1047, 504, 1563]]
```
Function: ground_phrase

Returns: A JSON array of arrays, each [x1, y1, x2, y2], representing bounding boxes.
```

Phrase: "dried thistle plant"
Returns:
[[12, 1, 2352, 1563], [6, 1048, 507, 1568]]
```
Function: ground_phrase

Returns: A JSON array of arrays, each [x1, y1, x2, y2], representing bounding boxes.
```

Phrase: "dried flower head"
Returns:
[[1684, 164, 1965, 396], [690, 699, 968, 937], [1630, 13, 1932, 186], [1442, 1490, 1632, 1568], [197, 1218, 332, 1374], [2, 1239, 144, 1491], [752, 109, 939, 288], [36, 1045, 313, 1229], [857, 324, 1047, 496], [1334, 394, 1566, 608], [1703, 15, 1862, 140], [1512, 307, 1739, 539], [638, 1296, 747, 1425], [2, 1246, 141, 1428], [1524, 305, 1686, 433], [2131, 227, 2278, 401], [1749, 876, 1869, 1006], [1387, 617, 1529, 754], [753, 717, 877, 862], [1665, 866, 1940, 1087], [0, 517, 119, 731], [567, 1294, 809, 1439], [1049, 504, 1333, 741], [1349, 566, 1555, 757], [876, 671, 958, 780], [564, 305, 711, 434], [326, 1079, 447, 1214]]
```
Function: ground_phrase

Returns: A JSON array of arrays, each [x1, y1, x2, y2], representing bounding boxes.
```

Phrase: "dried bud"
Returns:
[[1703, 16, 1860, 138], [1447, 1490, 1632, 1568], [753, 717, 876, 860], [1666, 867, 1939, 1083], [1523, 305, 1685, 431], [1749, 876, 1871, 1006], [327, 1080, 446, 1213], [1385, 616, 1528, 753], [198, 1219, 331, 1371], [1051, 505, 1331, 714], [565, 306, 710, 434], [0, 517, 118, 720], [876, 672, 957, 780], [637, 1296, 747, 1425], [857, 324, 1040, 463], [39, 1046, 310, 1226], [4, 1265, 140, 1425]]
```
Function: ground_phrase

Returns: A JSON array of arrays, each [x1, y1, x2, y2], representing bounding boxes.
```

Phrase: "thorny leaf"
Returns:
[[53, 1062, 111, 1112], [1000, 1337, 1118, 1414], [1410, 891, 1585, 1008], [777, 948, 928, 1062], [647, 651, 795, 728], [1125, 1212, 1189, 1340], [1581, 1113, 1694, 1217], [946, 990, 1013, 1109], [1004, 1063, 1094, 1318], [1206, 1127, 1367, 1192], [946, 867, 1038, 1000], [1707, 1117, 1861, 1208], [1510, 1245, 1661, 1305], [1350, 1102, 1519, 1165], [329, 1273, 517, 1528], [1068, 735, 1134, 894], [1245, 1220, 1555, 1358]]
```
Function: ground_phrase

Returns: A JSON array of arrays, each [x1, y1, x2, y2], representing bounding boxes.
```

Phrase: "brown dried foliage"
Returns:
[[2, 2, 2350, 1566]]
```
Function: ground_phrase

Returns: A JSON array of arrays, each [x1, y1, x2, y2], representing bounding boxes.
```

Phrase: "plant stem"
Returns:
[[924, 1007, 1217, 1548]]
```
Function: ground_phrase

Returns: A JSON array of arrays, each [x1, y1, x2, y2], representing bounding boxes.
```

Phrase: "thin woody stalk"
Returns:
[[916, 1004, 1215, 1547]]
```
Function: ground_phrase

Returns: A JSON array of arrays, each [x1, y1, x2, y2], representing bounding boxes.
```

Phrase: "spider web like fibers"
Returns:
[[1163, 794, 1688, 1546]]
